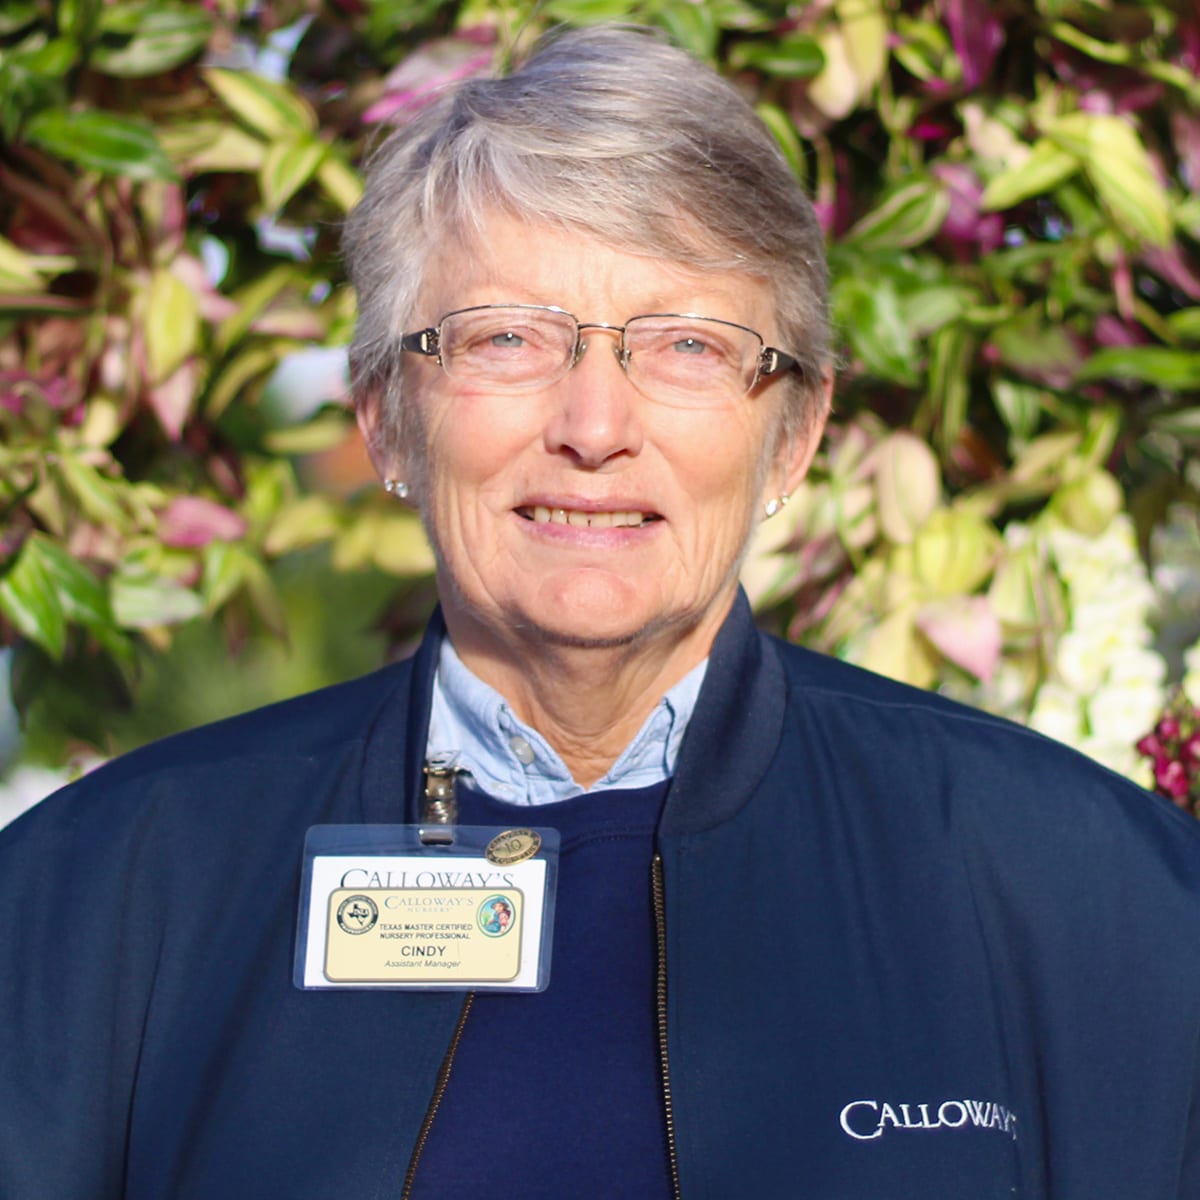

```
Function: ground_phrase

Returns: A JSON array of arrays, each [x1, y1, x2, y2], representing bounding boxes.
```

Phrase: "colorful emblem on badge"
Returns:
[[477, 894, 516, 937], [486, 828, 542, 865], [336, 893, 378, 934]]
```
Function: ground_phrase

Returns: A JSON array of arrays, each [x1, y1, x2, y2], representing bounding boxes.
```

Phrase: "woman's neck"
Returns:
[[443, 606, 725, 788]]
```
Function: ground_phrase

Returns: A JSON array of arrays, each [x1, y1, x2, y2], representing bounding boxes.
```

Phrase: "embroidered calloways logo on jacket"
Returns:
[[839, 1099, 1018, 1142]]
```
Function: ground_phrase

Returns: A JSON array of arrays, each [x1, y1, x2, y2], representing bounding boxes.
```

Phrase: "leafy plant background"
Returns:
[[2, 0, 1198, 813]]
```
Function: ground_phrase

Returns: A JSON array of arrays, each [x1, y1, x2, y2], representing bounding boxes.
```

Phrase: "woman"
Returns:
[[3, 25, 1200, 1200]]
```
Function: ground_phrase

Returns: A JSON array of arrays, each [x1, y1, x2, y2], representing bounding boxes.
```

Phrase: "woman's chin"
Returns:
[[531, 572, 651, 643], [500, 570, 674, 651]]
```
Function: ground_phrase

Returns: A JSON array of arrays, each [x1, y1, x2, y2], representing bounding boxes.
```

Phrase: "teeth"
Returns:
[[525, 506, 650, 528]]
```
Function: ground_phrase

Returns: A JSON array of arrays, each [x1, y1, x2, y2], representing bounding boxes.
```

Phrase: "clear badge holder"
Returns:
[[294, 823, 560, 992]]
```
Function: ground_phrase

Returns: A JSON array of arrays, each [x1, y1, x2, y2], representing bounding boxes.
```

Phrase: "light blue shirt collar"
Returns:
[[426, 639, 708, 806]]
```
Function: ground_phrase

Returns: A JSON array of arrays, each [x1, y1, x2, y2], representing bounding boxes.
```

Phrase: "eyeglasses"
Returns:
[[399, 304, 798, 407]]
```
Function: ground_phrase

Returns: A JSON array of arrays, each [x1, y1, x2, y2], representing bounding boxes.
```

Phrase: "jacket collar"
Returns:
[[361, 592, 785, 832], [660, 589, 786, 837]]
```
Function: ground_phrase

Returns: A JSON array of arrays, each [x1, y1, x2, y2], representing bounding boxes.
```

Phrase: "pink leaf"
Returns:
[[146, 359, 199, 440], [1094, 314, 1147, 348], [1171, 111, 1200, 193], [915, 595, 1001, 683], [933, 162, 1004, 255], [158, 496, 247, 548], [946, 0, 1005, 91], [1142, 244, 1200, 302], [169, 255, 239, 322], [364, 40, 495, 124]]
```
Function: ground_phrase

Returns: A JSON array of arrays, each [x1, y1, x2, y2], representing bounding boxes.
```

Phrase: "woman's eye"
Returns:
[[672, 337, 708, 355], [490, 331, 525, 348]]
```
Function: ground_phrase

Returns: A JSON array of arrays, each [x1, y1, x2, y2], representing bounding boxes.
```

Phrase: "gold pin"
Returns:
[[486, 828, 542, 866]]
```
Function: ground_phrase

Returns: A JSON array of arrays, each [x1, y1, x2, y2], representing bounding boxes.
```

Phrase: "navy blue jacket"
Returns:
[[3, 593, 1200, 1198]]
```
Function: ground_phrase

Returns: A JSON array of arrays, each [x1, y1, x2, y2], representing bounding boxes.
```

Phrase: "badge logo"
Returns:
[[477, 895, 516, 937], [486, 828, 542, 865], [336, 893, 378, 935]]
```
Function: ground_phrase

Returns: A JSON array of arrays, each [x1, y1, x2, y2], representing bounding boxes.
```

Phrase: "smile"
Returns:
[[516, 506, 660, 529]]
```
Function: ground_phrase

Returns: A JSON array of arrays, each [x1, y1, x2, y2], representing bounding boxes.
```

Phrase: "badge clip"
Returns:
[[420, 754, 461, 845]]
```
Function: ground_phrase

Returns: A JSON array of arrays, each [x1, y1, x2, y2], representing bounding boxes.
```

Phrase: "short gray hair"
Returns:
[[345, 24, 830, 459]]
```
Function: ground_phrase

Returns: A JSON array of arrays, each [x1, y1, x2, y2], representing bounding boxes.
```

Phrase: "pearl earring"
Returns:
[[764, 492, 790, 518], [384, 479, 410, 500]]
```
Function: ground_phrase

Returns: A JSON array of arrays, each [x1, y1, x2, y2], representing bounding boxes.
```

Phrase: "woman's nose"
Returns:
[[542, 332, 644, 467]]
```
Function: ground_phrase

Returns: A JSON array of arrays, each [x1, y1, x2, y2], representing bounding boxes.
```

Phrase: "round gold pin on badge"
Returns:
[[486, 828, 542, 866]]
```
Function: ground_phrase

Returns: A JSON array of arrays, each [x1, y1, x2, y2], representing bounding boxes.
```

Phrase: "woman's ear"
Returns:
[[773, 367, 834, 500], [354, 386, 399, 481]]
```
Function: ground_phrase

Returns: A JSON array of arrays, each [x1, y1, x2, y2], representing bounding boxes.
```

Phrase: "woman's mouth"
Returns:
[[515, 506, 661, 529]]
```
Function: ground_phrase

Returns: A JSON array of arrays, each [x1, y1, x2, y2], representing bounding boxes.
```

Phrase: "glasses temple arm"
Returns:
[[400, 329, 439, 356], [759, 347, 799, 377]]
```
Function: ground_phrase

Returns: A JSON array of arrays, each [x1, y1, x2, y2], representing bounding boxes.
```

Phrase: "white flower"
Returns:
[[1184, 640, 1200, 708], [1087, 682, 1167, 746], [1078, 737, 1154, 790], [1029, 682, 1086, 745]]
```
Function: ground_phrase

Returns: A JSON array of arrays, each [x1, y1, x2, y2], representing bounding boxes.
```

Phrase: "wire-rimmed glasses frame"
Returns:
[[399, 304, 799, 403]]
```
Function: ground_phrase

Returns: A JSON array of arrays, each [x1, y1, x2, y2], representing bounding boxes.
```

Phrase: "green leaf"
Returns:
[[991, 379, 1045, 443], [92, 7, 213, 76], [699, 0, 772, 31], [263, 495, 343, 557], [1074, 114, 1172, 245], [110, 574, 204, 628], [260, 135, 328, 212], [980, 140, 1079, 210], [542, 0, 640, 22], [27, 535, 113, 630], [204, 67, 315, 138], [991, 311, 1082, 379], [903, 286, 972, 335], [0, 235, 46, 292], [727, 34, 825, 77], [22, 36, 79, 77], [54, 454, 133, 530], [1165, 309, 1200, 343], [263, 410, 353, 455], [0, 535, 67, 659], [160, 120, 265, 173], [754, 102, 806, 183], [25, 107, 176, 180], [835, 276, 921, 387], [1074, 347, 1200, 390], [655, 0, 719, 61], [844, 180, 951, 251], [838, 0, 888, 96], [1049, 20, 1130, 65], [1148, 408, 1200, 439], [316, 154, 362, 212], [201, 541, 248, 613], [205, 343, 281, 420], [927, 324, 973, 455], [214, 264, 295, 357], [57, 0, 103, 43], [0, 2, 39, 36], [143, 267, 200, 383]]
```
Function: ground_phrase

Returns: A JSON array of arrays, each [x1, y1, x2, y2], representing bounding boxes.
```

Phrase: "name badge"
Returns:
[[295, 825, 559, 992]]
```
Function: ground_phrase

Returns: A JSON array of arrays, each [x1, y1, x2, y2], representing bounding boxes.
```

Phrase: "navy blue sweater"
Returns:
[[413, 782, 673, 1197], [3, 593, 1200, 1198]]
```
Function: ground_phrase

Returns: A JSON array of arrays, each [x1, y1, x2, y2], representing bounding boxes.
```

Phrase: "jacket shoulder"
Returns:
[[766, 632, 1200, 864], [0, 659, 415, 846]]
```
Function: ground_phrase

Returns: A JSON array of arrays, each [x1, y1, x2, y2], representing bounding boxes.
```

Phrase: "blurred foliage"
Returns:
[[1, 0, 1198, 766]]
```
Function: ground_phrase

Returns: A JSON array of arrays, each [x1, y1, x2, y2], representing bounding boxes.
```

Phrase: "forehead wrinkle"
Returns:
[[420, 210, 776, 334]]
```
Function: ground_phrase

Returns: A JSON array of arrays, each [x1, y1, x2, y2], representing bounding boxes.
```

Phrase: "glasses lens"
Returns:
[[623, 316, 760, 405], [438, 307, 577, 388]]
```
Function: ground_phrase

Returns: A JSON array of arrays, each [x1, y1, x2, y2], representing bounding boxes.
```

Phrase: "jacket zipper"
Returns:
[[400, 991, 474, 1200], [653, 853, 682, 1199], [402, 867, 680, 1198]]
